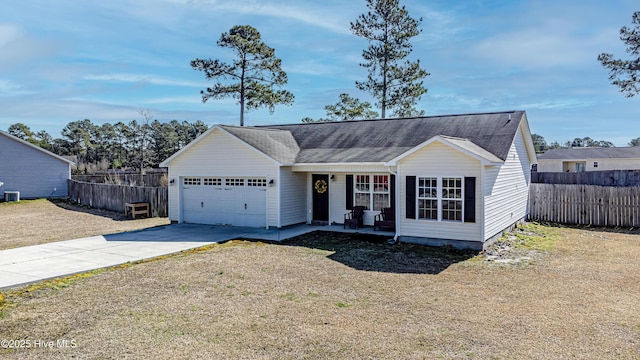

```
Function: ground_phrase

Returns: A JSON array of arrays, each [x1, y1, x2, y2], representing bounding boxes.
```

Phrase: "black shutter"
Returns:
[[346, 175, 354, 210], [406, 176, 416, 219], [464, 177, 476, 223], [390, 175, 396, 212]]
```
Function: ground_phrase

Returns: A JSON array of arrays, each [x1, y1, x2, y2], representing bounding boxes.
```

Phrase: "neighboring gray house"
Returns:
[[0, 130, 74, 199], [160, 111, 537, 250], [537, 147, 640, 172]]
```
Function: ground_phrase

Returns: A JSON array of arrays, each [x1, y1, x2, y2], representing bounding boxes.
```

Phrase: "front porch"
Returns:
[[238, 223, 395, 243]]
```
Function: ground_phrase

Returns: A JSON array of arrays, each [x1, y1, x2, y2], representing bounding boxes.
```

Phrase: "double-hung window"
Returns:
[[417, 176, 463, 222], [417, 177, 438, 220], [354, 175, 371, 209], [441, 177, 463, 221], [354, 174, 389, 211]]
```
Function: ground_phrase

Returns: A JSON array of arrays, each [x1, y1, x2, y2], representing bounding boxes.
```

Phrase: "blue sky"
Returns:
[[1, 0, 638, 146]]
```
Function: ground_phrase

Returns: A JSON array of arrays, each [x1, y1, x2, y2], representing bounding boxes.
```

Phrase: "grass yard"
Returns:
[[0, 199, 169, 250], [1, 217, 639, 358]]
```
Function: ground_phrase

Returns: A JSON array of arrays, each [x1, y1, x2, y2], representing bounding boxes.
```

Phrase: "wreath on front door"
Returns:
[[314, 179, 328, 194]]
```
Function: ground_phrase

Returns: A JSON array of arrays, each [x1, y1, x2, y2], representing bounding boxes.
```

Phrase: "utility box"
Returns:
[[4, 191, 20, 202]]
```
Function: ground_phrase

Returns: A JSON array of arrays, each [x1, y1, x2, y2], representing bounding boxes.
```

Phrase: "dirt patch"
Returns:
[[0, 199, 169, 250], [0, 223, 639, 359], [479, 223, 556, 266]]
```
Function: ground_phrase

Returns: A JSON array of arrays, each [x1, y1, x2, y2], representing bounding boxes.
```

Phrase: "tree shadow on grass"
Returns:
[[281, 231, 477, 275], [50, 198, 133, 222]]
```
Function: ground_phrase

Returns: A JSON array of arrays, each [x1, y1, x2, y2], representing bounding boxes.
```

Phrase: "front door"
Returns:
[[312, 174, 329, 222]]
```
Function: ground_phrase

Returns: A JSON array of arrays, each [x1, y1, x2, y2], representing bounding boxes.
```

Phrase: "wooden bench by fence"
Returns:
[[125, 202, 150, 219]]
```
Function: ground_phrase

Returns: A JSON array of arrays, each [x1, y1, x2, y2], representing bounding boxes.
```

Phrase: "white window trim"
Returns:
[[416, 175, 464, 223], [417, 176, 438, 221], [354, 174, 390, 211]]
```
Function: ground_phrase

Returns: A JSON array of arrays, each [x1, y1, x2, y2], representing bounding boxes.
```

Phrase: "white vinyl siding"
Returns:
[[484, 126, 531, 239], [0, 133, 71, 198], [535, 160, 563, 172], [165, 128, 279, 227], [279, 167, 307, 226], [327, 173, 346, 225], [399, 141, 482, 242]]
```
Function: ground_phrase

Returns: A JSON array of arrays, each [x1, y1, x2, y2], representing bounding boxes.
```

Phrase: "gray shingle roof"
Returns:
[[538, 147, 640, 160], [222, 111, 526, 164], [221, 126, 299, 164]]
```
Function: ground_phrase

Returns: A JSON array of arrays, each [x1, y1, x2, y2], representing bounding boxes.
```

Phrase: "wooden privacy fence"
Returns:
[[528, 183, 640, 227], [531, 170, 640, 186], [72, 173, 167, 187], [68, 180, 168, 217]]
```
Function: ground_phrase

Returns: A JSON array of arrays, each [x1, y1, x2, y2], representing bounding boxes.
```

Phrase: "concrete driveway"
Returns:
[[0, 223, 322, 290]]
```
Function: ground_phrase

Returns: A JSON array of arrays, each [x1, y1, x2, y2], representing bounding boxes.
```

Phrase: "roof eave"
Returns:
[[292, 161, 388, 167], [518, 113, 538, 164]]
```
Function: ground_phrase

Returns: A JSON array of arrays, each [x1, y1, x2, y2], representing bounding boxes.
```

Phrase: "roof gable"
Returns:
[[160, 125, 286, 167], [388, 135, 504, 165], [0, 131, 75, 165]]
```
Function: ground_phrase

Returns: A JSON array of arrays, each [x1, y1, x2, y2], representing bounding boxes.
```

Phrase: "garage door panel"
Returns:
[[181, 177, 267, 227]]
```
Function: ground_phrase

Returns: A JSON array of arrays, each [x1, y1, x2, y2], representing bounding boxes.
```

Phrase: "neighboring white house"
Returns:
[[0, 130, 74, 199], [160, 111, 537, 250], [537, 147, 640, 172]]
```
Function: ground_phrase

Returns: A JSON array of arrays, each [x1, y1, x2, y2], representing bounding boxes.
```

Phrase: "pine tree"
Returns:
[[351, 0, 429, 118], [191, 25, 294, 126], [598, 11, 640, 97]]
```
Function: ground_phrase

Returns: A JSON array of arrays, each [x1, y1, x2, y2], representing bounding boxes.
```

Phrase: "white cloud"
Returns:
[[83, 74, 202, 87], [143, 96, 208, 105], [0, 24, 20, 47], [170, 0, 352, 34], [0, 79, 32, 96], [0, 23, 57, 68]]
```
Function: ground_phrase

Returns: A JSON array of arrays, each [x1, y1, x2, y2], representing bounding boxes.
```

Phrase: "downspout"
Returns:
[[388, 166, 400, 243], [480, 164, 486, 242], [265, 180, 269, 230]]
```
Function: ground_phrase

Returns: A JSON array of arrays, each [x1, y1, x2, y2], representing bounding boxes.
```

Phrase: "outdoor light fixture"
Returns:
[[330, 174, 335, 181], [170, 179, 175, 185], [268, 179, 275, 186]]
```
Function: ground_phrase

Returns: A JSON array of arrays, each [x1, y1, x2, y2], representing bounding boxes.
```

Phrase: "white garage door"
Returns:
[[181, 177, 267, 227]]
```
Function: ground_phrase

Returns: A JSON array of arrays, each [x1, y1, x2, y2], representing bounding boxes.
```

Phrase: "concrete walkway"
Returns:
[[0, 223, 393, 290]]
